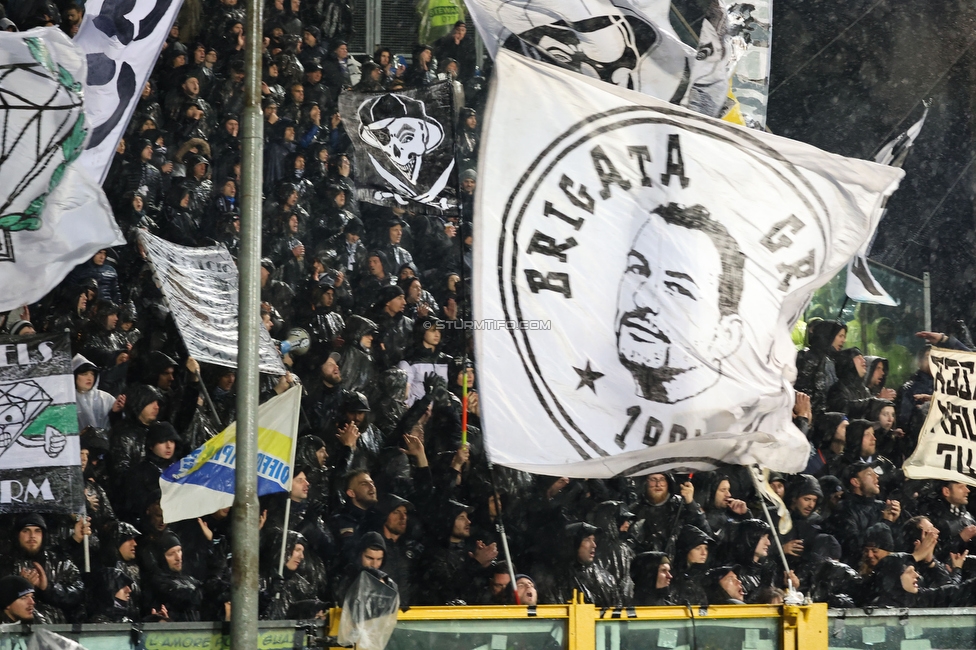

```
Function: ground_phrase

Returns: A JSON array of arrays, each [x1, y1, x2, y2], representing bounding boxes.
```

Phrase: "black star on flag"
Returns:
[[573, 361, 604, 393]]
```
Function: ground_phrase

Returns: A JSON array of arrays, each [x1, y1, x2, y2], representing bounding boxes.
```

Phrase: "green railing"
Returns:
[[828, 608, 976, 650]]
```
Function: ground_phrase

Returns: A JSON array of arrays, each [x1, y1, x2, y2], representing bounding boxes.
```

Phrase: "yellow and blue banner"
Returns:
[[159, 387, 301, 523]]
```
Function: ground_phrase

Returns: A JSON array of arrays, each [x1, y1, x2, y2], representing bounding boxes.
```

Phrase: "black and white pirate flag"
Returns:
[[339, 82, 458, 213], [844, 103, 929, 306], [473, 51, 905, 478]]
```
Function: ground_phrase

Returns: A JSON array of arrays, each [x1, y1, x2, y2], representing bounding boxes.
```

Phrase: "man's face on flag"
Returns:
[[616, 209, 741, 403]]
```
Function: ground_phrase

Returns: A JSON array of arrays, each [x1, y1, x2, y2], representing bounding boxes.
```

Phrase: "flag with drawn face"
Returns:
[[339, 81, 458, 213], [473, 51, 905, 478], [466, 0, 740, 120]]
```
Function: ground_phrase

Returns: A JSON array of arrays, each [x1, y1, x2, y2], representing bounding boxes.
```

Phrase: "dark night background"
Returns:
[[670, 0, 976, 329]]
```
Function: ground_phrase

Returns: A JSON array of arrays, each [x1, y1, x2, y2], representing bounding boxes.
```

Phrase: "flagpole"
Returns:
[[231, 0, 264, 641], [278, 388, 301, 576]]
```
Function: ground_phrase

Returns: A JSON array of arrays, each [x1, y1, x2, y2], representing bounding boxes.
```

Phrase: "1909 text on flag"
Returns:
[[159, 387, 301, 523], [138, 230, 287, 375], [473, 51, 905, 478], [0, 333, 83, 514], [904, 348, 976, 485]]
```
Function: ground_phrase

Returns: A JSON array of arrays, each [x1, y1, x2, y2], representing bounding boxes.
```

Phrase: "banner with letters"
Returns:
[[473, 51, 905, 478], [138, 230, 288, 375], [75, 0, 184, 183], [0, 29, 125, 312], [339, 81, 458, 213], [159, 387, 300, 523], [0, 333, 83, 514], [903, 348, 976, 485]]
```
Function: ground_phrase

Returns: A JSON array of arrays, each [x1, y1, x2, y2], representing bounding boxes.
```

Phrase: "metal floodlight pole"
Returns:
[[231, 0, 264, 642]]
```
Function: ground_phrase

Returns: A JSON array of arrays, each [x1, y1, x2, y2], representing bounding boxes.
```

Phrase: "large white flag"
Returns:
[[74, 0, 184, 182], [844, 105, 929, 306], [474, 51, 905, 478], [0, 28, 124, 312], [465, 0, 737, 119]]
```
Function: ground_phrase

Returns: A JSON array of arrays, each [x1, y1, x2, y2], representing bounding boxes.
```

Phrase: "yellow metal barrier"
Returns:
[[328, 598, 828, 649]]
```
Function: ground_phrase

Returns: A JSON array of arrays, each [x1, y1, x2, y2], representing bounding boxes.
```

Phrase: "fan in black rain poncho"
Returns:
[[794, 319, 847, 416], [110, 384, 162, 513], [827, 420, 899, 498], [259, 531, 323, 620], [370, 494, 420, 607], [866, 552, 976, 607], [0, 513, 84, 624], [703, 565, 746, 605], [804, 412, 847, 476], [670, 525, 713, 605], [294, 435, 340, 513], [698, 472, 748, 546], [586, 501, 637, 605], [339, 315, 379, 393], [90, 569, 139, 623], [328, 390, 382, 473], [791, 533, 860, 607], [366, 369, 409, 441], [533, 522, 620, 607], [727, 519, 778, 603], [826, 348, 874, 418], [864, 356, 890, 396], [336, 532, 398, 603], [147, 532, 203, 622], [371, 285, 413, 369], [416, 499, 495, 605], [631, 472, 710, 555], [98, 522, 144, 617], [631, 551, 673, 606], [778, 474, 824, 564]]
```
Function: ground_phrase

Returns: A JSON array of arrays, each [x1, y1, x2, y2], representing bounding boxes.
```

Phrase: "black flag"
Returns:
[[339, 81, 459, 213]]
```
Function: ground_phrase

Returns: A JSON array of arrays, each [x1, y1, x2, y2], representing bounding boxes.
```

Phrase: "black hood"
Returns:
[[807, 319, 846, 355], [344, 315, 379, 344], [699, 472, 730, 510], [731, 519, 771, 565], [674, 524, 713, 571], [586, 501, 634, 544], [843, 419, 877, 460], [631, 551, 670, 587], [144, 350, 177, 385], [295, 435, 326, 469], [443, 499, 472, 539], [785, 474, 823, 507], [835, 347, 865, 383], [815, 413, 847, 451], [864, 522, 894, 552], [866, 398, 895, 423], [123, 384, 162, 421], [864, 356, 889, 389], [870, 552, 914, 604], [563, 522, 600, 562]]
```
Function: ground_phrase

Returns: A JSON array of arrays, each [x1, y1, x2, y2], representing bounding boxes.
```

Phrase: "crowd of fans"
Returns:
[[0, 0, 974, 628]]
